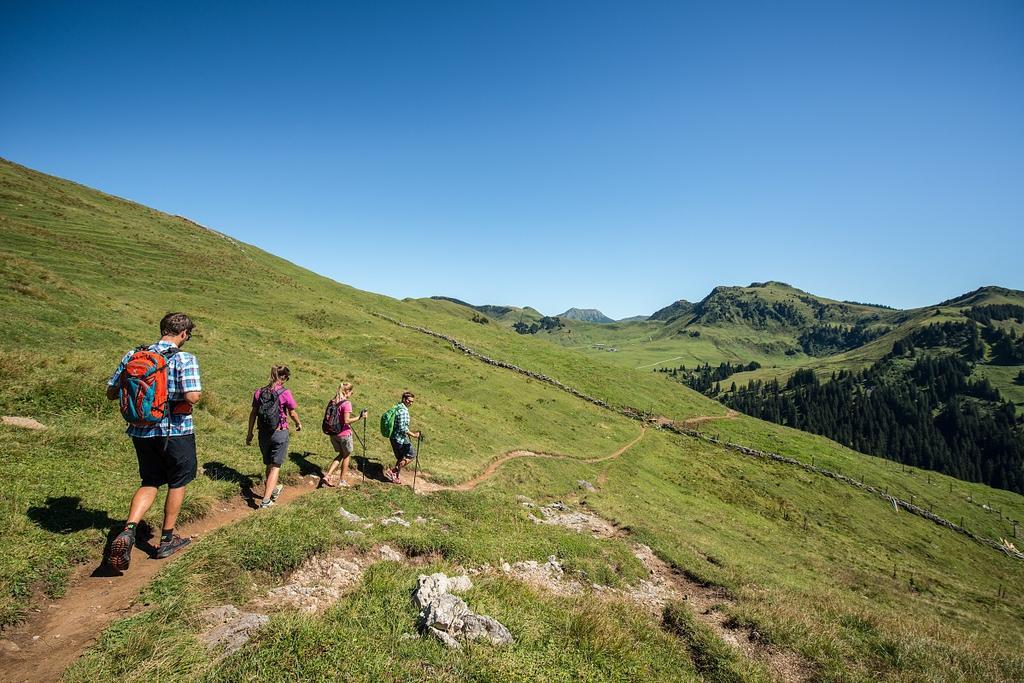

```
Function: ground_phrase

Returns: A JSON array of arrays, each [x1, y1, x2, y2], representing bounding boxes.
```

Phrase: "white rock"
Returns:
[[428, 626, 462, 650], [338, 507, 362, 522], [447, 575, 473, 593], [462, 614, 514, 646], [421, 592, 470, 632], [198, 605, 269, 658], [414, 573, 451, 609], [378, 545, 404, 562]]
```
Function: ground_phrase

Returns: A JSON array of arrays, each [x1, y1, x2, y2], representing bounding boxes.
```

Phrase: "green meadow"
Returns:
[[2, 158, 1023, 681]]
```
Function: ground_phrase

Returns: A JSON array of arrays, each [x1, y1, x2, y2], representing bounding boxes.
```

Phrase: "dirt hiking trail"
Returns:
[[400, 426, 647, 493], [0, 476, 321, 683]]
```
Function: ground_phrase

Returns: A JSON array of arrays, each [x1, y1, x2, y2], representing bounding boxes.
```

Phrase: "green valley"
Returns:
[[1, 159, 1023, 682]]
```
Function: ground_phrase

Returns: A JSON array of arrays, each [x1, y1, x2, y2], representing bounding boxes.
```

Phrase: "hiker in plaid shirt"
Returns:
[[104, 312, 202, 571], [385, 391, 421, 483]]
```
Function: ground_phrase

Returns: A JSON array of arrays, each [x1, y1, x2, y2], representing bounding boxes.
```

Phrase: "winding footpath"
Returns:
[[0, 423, 663, 683], [406, 426, 647, 493]]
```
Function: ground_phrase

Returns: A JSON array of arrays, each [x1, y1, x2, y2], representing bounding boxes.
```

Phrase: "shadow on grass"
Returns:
[[288, 451, 325, 478], [203, 460, 256, 500], [25, 497, 162, 577], [291, 450, 389, 483], [358, 456, 391, 483], [27, 496, 118, 535]]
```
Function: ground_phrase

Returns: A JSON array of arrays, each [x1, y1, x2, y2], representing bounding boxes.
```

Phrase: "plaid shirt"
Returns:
[[109, 340, 202, 438], [392, 403, 411, 444]]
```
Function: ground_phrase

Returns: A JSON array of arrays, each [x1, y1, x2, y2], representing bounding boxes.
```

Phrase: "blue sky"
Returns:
[[2, 1, 1022, 319]]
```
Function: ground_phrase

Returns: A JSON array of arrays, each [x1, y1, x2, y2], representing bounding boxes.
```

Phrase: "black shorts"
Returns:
[[390, 438, 416, 462], [131, 434, 197, 489]]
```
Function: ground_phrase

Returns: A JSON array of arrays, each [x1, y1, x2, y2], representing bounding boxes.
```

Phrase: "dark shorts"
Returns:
[[259, 428, 290, 467], [131, 434, 197, 489], [390, 438, 416, 462]]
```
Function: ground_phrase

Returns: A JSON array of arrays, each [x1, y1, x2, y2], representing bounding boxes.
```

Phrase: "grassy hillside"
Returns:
[[488, 282, 1023, 411], [0, 157, 715, 626], [463, 281, 900, 376], [2, 159, 1024, 681]]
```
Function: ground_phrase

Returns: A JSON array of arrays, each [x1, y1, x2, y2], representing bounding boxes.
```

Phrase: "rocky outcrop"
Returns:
[[198, 605, 269, 659], [260, 545, 406, 613], [413, 573, 513, 649], [528, 501, 620, 538]]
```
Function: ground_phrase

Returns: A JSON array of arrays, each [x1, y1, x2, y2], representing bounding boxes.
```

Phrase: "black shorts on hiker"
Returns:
[[259, 428, 290, 467], [131, 434, 197, 489], [390, 438, 416, 462]]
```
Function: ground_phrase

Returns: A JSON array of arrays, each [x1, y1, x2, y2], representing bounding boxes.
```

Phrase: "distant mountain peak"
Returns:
[[557, 307, 614, 323], [748, 280, 795, 289], [937, 286, 1024, 308], [649, 299, 694, 322]]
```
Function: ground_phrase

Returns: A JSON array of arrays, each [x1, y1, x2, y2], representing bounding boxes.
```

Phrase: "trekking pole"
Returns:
[[361, 414, 367, 483], [413, 433, 423, 492]]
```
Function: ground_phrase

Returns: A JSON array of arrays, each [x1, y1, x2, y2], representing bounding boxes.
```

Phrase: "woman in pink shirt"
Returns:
[[321, 382, 367, 488], [246, 365, 302, 508]]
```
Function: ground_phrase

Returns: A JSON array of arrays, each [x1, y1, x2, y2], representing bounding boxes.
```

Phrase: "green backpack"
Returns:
[[380, 403, 402, 438]]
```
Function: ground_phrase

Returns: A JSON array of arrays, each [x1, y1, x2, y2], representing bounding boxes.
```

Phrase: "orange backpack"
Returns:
[[118, 347, 191, 427]]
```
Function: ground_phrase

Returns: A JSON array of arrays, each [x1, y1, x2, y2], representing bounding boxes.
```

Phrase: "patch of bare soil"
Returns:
[[677, 409, 740, 428], [255, 544, 407, 614], [526, 501, 814, 683], [526, 500, 625, 538], [1, 416, 46, 430]]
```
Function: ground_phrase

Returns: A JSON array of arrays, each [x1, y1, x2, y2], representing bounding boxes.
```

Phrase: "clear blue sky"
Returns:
[[2, 1, 1022, 319]]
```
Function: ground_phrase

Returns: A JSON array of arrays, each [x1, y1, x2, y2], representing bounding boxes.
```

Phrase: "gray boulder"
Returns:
[[462, 614, 514, 645], [413, 573, 513, 648], [198, 605, 269, 658]]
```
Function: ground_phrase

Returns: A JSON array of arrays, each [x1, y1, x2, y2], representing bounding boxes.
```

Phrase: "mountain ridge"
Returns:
[[556, 307, 615, 323]]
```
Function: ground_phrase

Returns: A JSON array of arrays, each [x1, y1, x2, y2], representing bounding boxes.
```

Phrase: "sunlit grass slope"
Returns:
[[65, 432, 1024, 682], [3, 159, 1024, 682], [0, 157, 712, 624]]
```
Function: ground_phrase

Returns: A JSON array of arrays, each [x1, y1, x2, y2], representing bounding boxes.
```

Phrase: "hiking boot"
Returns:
[[270, 484, 284, 502], [155, 534, 191, 559], [259, 499, 275, 509], [108, 529, 136, 571]]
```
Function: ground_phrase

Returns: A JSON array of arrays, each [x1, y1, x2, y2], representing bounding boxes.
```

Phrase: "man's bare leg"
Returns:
[[162, 485, 186, 531], [126, 486, 159, 523]]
